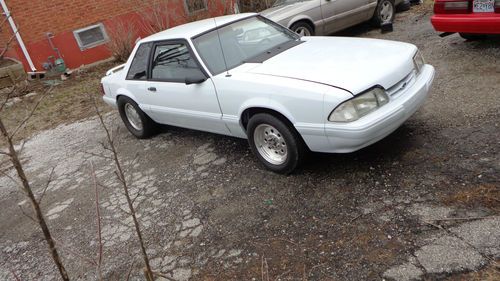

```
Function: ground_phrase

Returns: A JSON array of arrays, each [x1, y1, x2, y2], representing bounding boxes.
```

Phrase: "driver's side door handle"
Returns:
[[148, 87, 157, 92]]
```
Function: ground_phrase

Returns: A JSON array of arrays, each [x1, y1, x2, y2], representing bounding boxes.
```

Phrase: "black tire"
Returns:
[[372, 0, 396, 26], [290, 21, 314, 36], [459, 33, 487, 41], [247, 113, 306, 174], [117, 96, 157, 139], [397, 0, 411, 12]]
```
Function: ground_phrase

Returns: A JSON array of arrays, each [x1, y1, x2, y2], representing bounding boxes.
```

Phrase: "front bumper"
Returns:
[[431, 13, 500, 34], [319, 65, 435, 153]]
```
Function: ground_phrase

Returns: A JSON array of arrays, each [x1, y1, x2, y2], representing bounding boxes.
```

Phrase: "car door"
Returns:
[[144, 40, 229, 135], [124, 42, 152, 115], [321, 0, 374, 34]]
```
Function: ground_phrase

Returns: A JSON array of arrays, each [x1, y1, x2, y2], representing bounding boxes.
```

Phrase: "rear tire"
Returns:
[[290, 21, 314, 36], [372, 0, 396, 26], [247, 113, 306, 174], [117, 96, 157, 139], [459, 33, 487, 41], [397, 0, 411, 12]]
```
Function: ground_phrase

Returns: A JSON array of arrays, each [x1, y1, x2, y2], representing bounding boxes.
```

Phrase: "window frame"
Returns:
[[126, 42, 153, 81], [184, 0, 208, 14], [73, 23, 109, 50], [147, 39, 209, 84]]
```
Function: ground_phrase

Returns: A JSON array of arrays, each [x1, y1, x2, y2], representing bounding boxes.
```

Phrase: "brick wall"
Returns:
[[0, 0, 235, 70]]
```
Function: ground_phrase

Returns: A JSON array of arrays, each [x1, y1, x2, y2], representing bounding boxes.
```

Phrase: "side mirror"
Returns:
[[185, 72, 207, 85]]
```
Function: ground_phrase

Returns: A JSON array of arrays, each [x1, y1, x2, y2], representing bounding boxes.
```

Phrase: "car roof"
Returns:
[[140, 13, 257, 43]]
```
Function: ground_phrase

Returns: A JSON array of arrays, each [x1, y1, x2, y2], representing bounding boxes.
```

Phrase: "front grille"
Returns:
[[386, 70, 417, 99]]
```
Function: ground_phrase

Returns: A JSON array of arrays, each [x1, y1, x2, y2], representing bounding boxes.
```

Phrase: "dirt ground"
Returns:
[[1, 5, 499, 281], [0, 62, 113, 146]]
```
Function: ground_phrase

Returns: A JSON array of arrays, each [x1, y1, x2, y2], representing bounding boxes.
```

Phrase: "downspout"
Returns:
[[0, 0, 37, 71]]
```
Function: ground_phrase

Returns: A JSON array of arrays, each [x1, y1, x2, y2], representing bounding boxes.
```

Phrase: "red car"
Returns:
[[431, 0, 500, 40]]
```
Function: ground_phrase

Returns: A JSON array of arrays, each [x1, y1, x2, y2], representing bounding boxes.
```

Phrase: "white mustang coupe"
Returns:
[[101, 13, 435, 174]]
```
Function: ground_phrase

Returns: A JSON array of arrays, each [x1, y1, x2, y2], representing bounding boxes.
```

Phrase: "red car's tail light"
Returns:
[[434, 0, 471, 14]]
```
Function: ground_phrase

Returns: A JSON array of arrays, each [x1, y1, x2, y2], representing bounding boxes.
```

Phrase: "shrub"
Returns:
[[106, 21, 137, 63]]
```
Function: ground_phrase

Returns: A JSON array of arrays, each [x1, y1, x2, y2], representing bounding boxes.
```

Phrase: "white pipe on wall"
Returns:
[[0, 0, 37, 71]]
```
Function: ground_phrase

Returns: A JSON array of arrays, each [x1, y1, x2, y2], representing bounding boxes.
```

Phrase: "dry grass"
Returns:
[[412, 0, 434, 13], [446, 262, 500, 281], [442, 184, 500, 210], [0, 62, 116, 146]]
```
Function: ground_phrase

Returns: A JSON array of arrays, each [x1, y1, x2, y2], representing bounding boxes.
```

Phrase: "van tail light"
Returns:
[[434, 0, 471, 14], [100, 83, 106, 96]]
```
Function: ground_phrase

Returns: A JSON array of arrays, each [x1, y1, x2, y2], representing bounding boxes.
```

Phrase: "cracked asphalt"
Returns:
[[1, 6, 499, 281]]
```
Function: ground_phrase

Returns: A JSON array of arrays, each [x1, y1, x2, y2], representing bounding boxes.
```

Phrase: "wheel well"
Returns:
[[240, 107, 294, 132], [290, 19, 315, 32]]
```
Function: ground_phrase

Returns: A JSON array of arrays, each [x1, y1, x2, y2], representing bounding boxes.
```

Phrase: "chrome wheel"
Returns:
[[379, 1, 394, 23], [295, 26, 311, 37], [124, 103, 143, 131], [253, 124, 288, 165]]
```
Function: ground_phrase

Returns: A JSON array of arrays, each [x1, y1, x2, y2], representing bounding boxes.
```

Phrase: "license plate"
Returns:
[[473, 0, 495, 13]]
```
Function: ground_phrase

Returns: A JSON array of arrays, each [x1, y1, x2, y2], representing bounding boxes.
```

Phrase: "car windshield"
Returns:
[[272, 0, 307, 7], [192, 16, 300, 75]]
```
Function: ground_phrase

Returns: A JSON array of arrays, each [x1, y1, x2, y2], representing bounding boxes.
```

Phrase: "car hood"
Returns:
[[247, 37, 418, 94]]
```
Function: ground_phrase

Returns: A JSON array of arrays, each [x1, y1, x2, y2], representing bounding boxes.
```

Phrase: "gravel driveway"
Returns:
[[1, 7, 499, 281]]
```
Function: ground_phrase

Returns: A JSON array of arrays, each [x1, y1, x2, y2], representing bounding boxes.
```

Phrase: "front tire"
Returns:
[[290, 21, 314, 37], [247, 113, 306, 174], [117, 96, 157, 139], [372, 0, 396, 26]]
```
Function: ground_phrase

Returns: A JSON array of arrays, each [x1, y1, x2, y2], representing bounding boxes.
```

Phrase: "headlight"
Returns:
[[328, 87, 389, 122], [413, 51, 425, 73]]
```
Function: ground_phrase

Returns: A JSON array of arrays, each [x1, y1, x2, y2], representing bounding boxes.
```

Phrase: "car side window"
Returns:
[[151, 43, 205, 82], [126, 43, 152, 80]]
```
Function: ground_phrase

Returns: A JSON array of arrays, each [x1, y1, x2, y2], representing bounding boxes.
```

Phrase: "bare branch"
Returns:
[[37, 166, 56, 205], [0, 169, 24, 191], [424, 216, 497, 222], [9, 88, 52, 140], [83, 151, 114, 161], [90, 93, 154, 280], [0, 30, 70, 281], [53, 237, 97, 267], [0, 32, 17, 59], [18, 205, 37, 223], [125, 260, 135, 281], [90, 161, 104, 281]]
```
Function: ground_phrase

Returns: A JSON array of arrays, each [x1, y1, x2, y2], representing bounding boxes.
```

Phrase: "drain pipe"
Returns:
[[0, 0, 37, 72]]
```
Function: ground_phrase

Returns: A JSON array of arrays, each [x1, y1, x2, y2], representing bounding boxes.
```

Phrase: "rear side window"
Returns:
[[126, 43, 152, 80]]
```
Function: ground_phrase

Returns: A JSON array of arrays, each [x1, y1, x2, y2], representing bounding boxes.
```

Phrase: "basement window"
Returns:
[[185, 0, 207, 14], [73, 23, 108, 50]]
